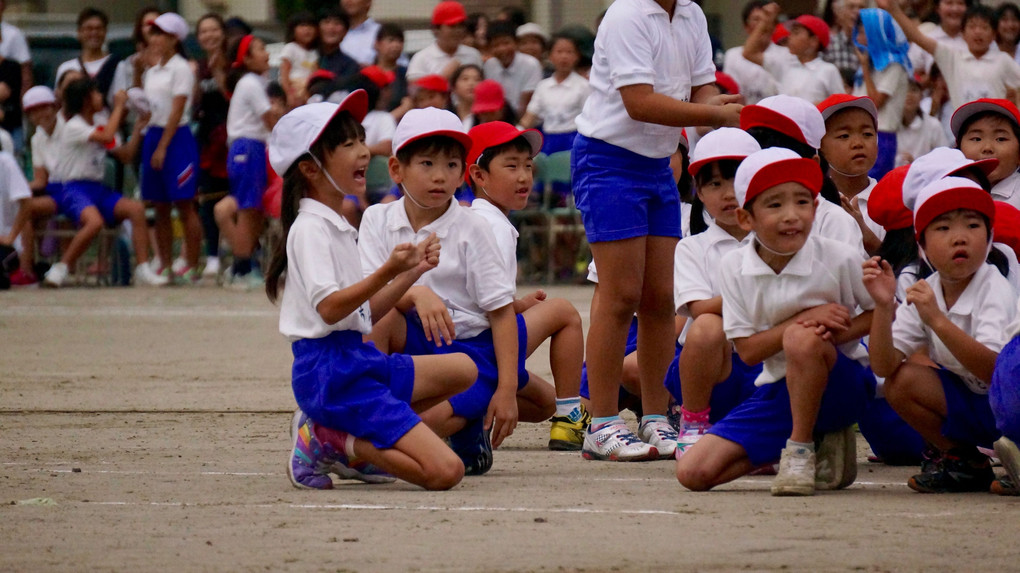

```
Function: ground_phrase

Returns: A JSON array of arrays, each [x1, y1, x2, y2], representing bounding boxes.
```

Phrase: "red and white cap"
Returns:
[[913, 176, 995, 240], [772, 22, 790, 44], [471, 79, 505, 114], [867, 165, 913, 232], [687, 127, 761, 179], [21, 85, 55, 112], [268, 90, 368, 175], [993, 201, 1020, 259], [950, 98, 1020, 139], [734, 147, 823, 207], [413, 74, 449, 93], [465, 121, 543, 182], [392, 106, 472, 156], [740, 94, 825, 150], [432, 1, 467, 26], [791, 15, 830, 49], [902, 147, 998, 210], [151, 13, 189, 42], [817, 94, 877, 124]]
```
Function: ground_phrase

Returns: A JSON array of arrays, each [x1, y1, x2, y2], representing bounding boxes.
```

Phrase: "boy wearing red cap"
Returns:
[[676, 147, 875, 496], [865, 177, 1017, 493], [952, 98, 1020, 209], [406, 1, 482, 82], [466, 121, 589, 450], [722, 0, 780, 106], [743, 4, 845, 104], [410, 74, 450, 110]]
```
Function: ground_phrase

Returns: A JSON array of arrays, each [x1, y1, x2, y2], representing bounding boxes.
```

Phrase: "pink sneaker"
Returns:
[[9, 269, 38, 287]]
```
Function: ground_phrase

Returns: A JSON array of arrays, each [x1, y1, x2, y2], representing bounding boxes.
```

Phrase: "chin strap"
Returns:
[[754, 236, 800, 257], [311, 154, 347, 196], [400, 183, 447, 211]]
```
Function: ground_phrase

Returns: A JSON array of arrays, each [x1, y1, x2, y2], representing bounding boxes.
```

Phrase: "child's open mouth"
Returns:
[[952, 249, 969, 262], [353, 168, 366, 182]]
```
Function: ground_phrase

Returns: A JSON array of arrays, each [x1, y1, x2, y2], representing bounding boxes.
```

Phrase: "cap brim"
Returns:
[[948, 157, 1000, 177], [689, 154, 750, 179], [951, 101, 1019, 138], [740, 105, 810, 148], [744, 158, 823, 206], [821, 99, 878, 123], [314, 90, 369, 144]]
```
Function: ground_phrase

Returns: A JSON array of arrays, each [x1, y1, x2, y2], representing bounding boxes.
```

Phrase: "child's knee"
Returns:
[[452, 354, 478, 391], [687, 314, 726, 348], [782, 325, 826, 359], [423, 452, 465, 490], [675, 459, 715, 491], [551, 297, 582, 329]]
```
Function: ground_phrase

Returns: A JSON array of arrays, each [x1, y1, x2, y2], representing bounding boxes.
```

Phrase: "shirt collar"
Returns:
[[298, 198, 357, 235], [637, 0, 692, 18], [992, 170, 1020, 200], [471, 198, 518, 237], [388, 197, 459, 238], [935, 261, 995, 316], [741, 235, 816, 277], [703, 222, 751, 247]]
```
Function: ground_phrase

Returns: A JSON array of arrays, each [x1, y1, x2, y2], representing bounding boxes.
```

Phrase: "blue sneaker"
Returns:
[[288, 410, 336, 490], [449, 418, 493, 475]]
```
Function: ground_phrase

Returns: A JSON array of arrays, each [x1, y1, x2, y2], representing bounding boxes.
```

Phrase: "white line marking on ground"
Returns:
[[85, 501, 690, 515], [0, 306, 278, 318]]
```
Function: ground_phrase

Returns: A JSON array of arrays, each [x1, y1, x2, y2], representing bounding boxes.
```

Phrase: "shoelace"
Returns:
[[783, 452, 814, 474], [644, 421, 678, 441], [601, 424, 643, 446]]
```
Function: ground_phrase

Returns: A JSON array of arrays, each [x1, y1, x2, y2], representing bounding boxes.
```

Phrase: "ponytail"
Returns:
[[265, 163, 307, 303]]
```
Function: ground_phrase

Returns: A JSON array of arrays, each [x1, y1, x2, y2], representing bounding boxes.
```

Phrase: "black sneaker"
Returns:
[[449, 418, 492, 476], [907, 447, 994, 493]]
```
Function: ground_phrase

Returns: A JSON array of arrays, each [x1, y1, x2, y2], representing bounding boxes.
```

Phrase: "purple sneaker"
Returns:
[[288, 410, 336, 490]]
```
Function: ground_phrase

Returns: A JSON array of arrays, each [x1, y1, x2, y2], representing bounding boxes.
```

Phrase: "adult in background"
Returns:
[[824, 0, 866, 86], [340, 0, 380, 66], [483, 20, 542, 115], [54, 7, 119, 102], [0, 0, 31, 96], [996, 3, 1020, 65], [319, 8, 360, 82], [406, 1, 482, 82]]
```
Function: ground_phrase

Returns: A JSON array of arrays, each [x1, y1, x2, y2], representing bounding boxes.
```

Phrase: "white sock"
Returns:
[[554, 397, 581, 420]]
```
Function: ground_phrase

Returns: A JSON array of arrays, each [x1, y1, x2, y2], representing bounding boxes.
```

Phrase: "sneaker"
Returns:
[[920, 444, 942, 474], [814, 425, 857, 490], [907, 447, 994, 493], [673, 407, 712, 460], [448, 418, 493, 475], [638, 418, 678, 459], [170, 256, 188, 275], [994, 436, 1020, 491], [43, 262, 68, 288], [287, 410, 336, 490], [582, 422, 659, 462], [548, 405, 591, 451], [990, 475, 1020, 496], [9, 269, 38, 287], [134, 263, 169, 287], [176, 266, 200, 285], [202, 256, 220, 278], [771, 446, 816, 496]]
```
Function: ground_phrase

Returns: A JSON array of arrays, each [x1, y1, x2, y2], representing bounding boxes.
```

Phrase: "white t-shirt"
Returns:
[[362, 109, 397, 150], [483, 52, 543, 115], [673, 223, 752, 344], [30, 118, 62, 180], [892, 262, 1016, 394], [340, 17, 382, 66], [896, 113, 948, 166], [279, 198, 372, 341], [406, 43, 483, 82], [847, 178, 884, 243], [764, 50, 845, 105], [0, 151, 31, 250], [54, 55, 110, 86], [142, 54, 194, 128], [814, 198, 866, 259], [0, 22, 31, 64], [226, 73, 271, 144], [852, 64, 908, 133], [575, 0, 716, 159], [49, 114, 106, 183], [720, 234, 875, 386], [358, 198, 514, 340], [934, 43, 1020, 113], [525, 72, 590, 134], [470, 198, 518, 291], [281, 42, 318, 86], [723, 45, 779, 106], [992, 170, 1020, 210]]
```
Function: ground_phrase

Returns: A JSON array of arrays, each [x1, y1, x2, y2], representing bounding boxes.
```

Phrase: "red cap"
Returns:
[[735, 147, 822, 207], [792, 15, 830, 50], [465, 121, 543, 182], [913, 177, 996, 240], [307, 69, 336, 85], [867, 165, 913, 231], [714, 71, 740, 96], [361, 65, 396, 88], [414, 74, 449, 93], [817, 94, 878, 124], [994, 201, 1020, 259], [950, 98, 1020, 139], [471, 79, 505, 114], [432, 1, 467, 26], [772, 22, 790, 44]]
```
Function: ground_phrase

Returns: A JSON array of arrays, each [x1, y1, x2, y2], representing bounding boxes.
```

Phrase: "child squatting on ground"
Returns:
[[268, 92, 478, 491]]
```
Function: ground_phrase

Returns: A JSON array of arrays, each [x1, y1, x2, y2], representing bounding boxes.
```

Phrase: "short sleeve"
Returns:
[[720, 252, 757, 340], [357, 205, 391, 277], [673, 239, 714, 316], [281, 43, 301, 63], [240, 75, 271, 118], [972, 276, 1018, 353], [521, 57, 542, 93], [825, 66, 845, 98], [689, 12, 717, 87], [601, 10, 657, 89], [0, 153, 30, 201], [288, 221, 341, 308], [891, 293, 928, 357], [873, 65, 904, 96], [463, 221, 514, 312], [1002, 56, 1020, 89], [62, 117, 95, 146], [405, 51, 428, 82], [6, 28, 30, 64], [171, 60, 195, 98], [30, 133, 47, 169], [525, 82, 546, 117], [932, 43, 957, 85]]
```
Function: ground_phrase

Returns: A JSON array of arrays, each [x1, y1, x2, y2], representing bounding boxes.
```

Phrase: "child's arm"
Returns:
[[486, 302, 519, 449], [876, 0, 937, 56], [395, 286, 455, 346], [513, 289, 546, 313], [732, 303, 852, 365], [862, 257, 907, 376], [906, 280, 999, 382], [854, 49, 889, 110], [279, 57, 296, 102], [28, 166, 48, 193], [518, 111, 539, 129], [0, 197, 29, 245], [620, 84, 742, 129], [108, 111, 150, 164], [688, 296, 723, 318], [742, 2, 779, 66], [368, 234, 440, 322], [89, 90, 128, 147], [151, 94, 188, 170]]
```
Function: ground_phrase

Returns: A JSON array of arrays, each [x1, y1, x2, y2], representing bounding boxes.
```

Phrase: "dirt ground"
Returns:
[[2, 285, 1019, 572]]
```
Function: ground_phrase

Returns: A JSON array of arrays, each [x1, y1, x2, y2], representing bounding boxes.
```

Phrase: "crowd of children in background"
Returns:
[[0, 0, 1019, 501]]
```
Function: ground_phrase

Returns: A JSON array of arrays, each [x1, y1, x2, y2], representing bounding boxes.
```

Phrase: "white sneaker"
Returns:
[[815, 425, 857, 490], [202, 256, 220, 278], [43, 262, 69, 288], [582, 422, 659, 462], [675, 418, 712, 460], [638, 418, 678, 459], [171, 256, 188, 275], [771, 446, 816, 496], [995, 436, 1020, 488], [134, 263, 169, 286]]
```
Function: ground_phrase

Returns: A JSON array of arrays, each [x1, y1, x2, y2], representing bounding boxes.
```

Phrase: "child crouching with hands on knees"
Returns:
[[268, 93, 477, 491], [864, 177, 1017, 493], [675, 147, 876, 496]]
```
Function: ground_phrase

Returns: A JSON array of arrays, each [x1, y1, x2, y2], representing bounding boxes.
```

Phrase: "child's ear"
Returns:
[[467, 163, 484, 186], [297, 158, 319, 180], [736, 207, 755, 232], [388, 155, 403, 184]]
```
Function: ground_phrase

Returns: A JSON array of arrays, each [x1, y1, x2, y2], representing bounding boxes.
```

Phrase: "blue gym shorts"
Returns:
[[291, 330, 419, 449], [227, 138, 268, 210], [403, 310, 529, 421], [857, 376, 925, 464], [708, 352, 871, 467], [936, 367, 999, 449], [141, 126, 199, 203], [664, 343, 760, 423], [58, 180, 122, 226], [992, 335, 1020, 441], [571, 134, 680, 243]]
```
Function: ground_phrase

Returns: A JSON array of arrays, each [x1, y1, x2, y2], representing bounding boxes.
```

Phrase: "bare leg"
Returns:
[[153, 202, 174, 269], [675, 434, 755, 491], [679, 314, 733, 412], [516, 373, 555, 422], [60, 207, 104, 267], [175, 200, 203, 268], [784, 324, 838, 444], [523, 297, 583, 398], [636, 235, 679, 417], [884, 362, 955, 451], [113, 198, 152, 264]]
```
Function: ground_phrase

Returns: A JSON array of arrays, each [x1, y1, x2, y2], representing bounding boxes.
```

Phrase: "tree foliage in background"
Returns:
[[275, 0, 335, 24]]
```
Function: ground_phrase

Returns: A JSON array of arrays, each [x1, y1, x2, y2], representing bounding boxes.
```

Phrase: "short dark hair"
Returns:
[[377, 22, 404, 42], [486, 20, 517, 43], [286, 10, 317, 42], [962, 5, 997, 28], [319, 7, 350, 28], [63, 77, 98, 117], [741, 0, 770, 26], [549, 32, 579, 53], [470, 136, 532, 188], [996, 2, 1020, 24], [77, 7, 109, 29], [395, 135, 467, 166], [955, 110, 1020, 146]]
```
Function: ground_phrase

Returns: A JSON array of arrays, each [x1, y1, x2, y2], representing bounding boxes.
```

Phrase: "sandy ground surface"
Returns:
[[2, 285, 1019, 572]]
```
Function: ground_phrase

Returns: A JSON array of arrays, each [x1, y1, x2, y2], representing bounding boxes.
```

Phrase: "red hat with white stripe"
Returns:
[[902, 147, 998, 210], [688, 127, 761, 179], [817, 94, 878, 124], [913, 176, 995, 240], [740, 94, 825, 150], [950, 98, 1020, 139], [734, 147, 823, 208]]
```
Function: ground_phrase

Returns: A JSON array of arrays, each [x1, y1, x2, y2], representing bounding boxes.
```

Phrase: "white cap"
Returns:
[[152, 13, 189, 42], [688, 127, 761, 179], [126, 87, 150, 115], [21, 86, 55, 111], [516, 23, 549, 41], [392, 107, 472, 156], [902, 147, 998, 211], [913, 176, 995, 240], [734, 147, 822, 207], [268, 90, 368, 176], [740, 94, 825, 150]]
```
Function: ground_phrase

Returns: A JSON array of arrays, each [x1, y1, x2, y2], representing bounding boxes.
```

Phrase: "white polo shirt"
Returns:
[[813, 198, 867, 259], [0, 22, 31, 64], [142, 54, 194, 128], [0, 151, 31, 250], [723, 45, 779, 106], [471, 198, 518, 291], [673, 223, 752, 344], [892, 262, 1016, 394], [525, 72, 590, 134], [992, 170, 1020, 209], [935, 43, 1020, 113], [720, 234, 875, 386], [575, 0, 716, 159], [359, 198, 515, 340], [226, 73, 271, 144], [406, 43, 483, 82], [49, 114, 106, 183], [764, 50, 845, 105], [896, 114, 948, 166], [362, 110, 397, 149], [852, 64, 908, 133], [340, 17, 382, 66], [30, 116, 64, 181], [484, 52, 543, 115], [54, 55, 112, 86], [279, 198, 372, 341], [847, 177, 884, 242]]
